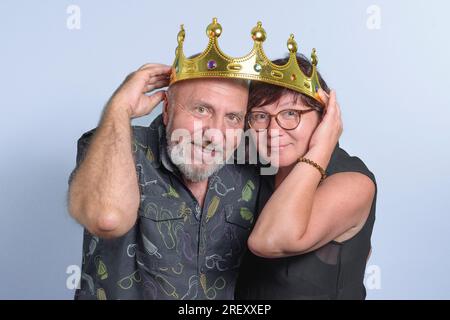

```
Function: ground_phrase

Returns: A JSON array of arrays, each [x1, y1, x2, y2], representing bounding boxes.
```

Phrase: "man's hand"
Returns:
[[109, 63, 172, 119]]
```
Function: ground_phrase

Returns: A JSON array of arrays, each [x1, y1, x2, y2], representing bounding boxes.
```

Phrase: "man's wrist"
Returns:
[[106, 100, 133, 121]]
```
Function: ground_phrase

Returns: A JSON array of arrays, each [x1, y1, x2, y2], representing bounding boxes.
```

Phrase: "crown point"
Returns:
[[311, 48, 318, 66], [206, 18, 222, 38], [177, 24, 186, 43], [251, 21, 266, 42], [287, 34, 298, 53]]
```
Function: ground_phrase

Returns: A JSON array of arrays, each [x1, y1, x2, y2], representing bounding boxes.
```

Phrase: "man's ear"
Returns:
[[162, 91, 169, 126]]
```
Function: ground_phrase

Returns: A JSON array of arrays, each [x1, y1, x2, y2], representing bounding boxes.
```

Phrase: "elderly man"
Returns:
[[68, 58, 260, 299]]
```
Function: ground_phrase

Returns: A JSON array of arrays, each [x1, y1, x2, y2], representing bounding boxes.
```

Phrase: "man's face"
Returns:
[[163, 78, 249, 182]]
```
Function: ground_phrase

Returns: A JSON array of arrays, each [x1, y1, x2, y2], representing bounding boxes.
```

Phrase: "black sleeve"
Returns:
[[326, 145, 377, 188], [68, 128, 97, 185]]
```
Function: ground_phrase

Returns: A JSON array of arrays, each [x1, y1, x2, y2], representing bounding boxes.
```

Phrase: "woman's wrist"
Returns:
[[297, 157, 327, 182], [303, 146, 333, 172]]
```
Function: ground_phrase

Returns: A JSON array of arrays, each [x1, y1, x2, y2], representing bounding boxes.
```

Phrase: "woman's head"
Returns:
[[247, 53, 330, 168]]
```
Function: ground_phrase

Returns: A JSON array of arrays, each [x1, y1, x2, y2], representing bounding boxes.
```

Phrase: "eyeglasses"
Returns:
[[117, 270, 142, 290], [247, 108, 321, 131]]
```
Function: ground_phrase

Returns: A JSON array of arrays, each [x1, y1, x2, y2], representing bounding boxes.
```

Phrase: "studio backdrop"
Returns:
[[0, 0, 449, 299]]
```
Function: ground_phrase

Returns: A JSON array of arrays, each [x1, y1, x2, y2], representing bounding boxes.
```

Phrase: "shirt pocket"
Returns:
[[137, 197, 186, 271], [223, 204, 254, 269]]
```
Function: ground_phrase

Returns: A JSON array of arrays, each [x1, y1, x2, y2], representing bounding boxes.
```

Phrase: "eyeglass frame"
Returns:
[[247, 107, 323, 131]]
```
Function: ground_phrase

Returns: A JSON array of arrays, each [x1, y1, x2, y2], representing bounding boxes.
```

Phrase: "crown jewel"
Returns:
[[170, 18, 323, 103]]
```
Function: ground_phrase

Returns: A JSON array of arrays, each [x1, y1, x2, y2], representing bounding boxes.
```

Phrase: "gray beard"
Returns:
[[165, 122, 224, 183]]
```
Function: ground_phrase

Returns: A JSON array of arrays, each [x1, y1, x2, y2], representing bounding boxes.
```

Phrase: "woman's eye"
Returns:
[[283, 110, 297, 118]]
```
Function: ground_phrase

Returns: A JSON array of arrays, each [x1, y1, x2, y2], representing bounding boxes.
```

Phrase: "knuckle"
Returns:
[[135, 69, 146, 77], [125, 72, 135, 80]]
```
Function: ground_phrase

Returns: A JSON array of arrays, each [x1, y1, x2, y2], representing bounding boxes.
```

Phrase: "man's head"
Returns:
[[163, 77, 249, 182]]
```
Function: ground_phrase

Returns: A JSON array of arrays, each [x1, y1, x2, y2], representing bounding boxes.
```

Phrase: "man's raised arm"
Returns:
[[68, 64, 171, 239]]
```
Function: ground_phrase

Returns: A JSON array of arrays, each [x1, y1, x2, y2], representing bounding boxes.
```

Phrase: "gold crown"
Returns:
[[170, 18, 323, 103]]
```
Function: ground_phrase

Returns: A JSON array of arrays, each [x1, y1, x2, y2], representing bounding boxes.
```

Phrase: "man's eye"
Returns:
[[227, 114, 241, 123], [195, 106, 208, 114], [254, 113, 267, 120]]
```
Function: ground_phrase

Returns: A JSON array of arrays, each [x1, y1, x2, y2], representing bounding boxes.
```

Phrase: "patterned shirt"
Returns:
[[70, 115, 261, 300]]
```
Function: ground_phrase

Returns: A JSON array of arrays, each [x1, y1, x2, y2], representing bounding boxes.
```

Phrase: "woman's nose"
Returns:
[[267, 116, 283, 137]]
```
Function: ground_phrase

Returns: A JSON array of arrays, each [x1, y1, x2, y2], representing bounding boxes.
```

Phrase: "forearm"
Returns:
[[249, 148, 332, 254], [69, 103, 140, 238]]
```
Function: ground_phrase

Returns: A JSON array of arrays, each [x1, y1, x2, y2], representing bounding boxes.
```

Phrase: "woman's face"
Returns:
[[250, 92, 322, 168]]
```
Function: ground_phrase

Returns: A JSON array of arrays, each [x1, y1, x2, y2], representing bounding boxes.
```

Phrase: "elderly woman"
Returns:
[[235, 54, 377, 300]]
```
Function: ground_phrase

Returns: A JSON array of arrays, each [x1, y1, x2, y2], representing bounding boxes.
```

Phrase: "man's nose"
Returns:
[[206, 116, 226, 133], [203, 117, 228, 145]]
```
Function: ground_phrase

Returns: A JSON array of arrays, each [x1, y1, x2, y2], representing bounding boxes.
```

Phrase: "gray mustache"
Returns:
[[191, 141, 224, 153]]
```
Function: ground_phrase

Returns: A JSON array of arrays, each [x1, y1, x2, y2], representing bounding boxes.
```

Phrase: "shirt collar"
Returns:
[[147, 114, 179, 174]]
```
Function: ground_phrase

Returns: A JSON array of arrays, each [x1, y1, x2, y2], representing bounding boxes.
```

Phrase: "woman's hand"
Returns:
[[305, 89, 343, 166]]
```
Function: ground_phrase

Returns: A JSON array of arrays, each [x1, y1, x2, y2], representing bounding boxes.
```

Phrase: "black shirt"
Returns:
[[235, 143, 377, 300], [70, 115, 261, 300]]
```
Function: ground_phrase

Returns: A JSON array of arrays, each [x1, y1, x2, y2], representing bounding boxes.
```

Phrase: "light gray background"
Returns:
[[1, 0, 449, 299]]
